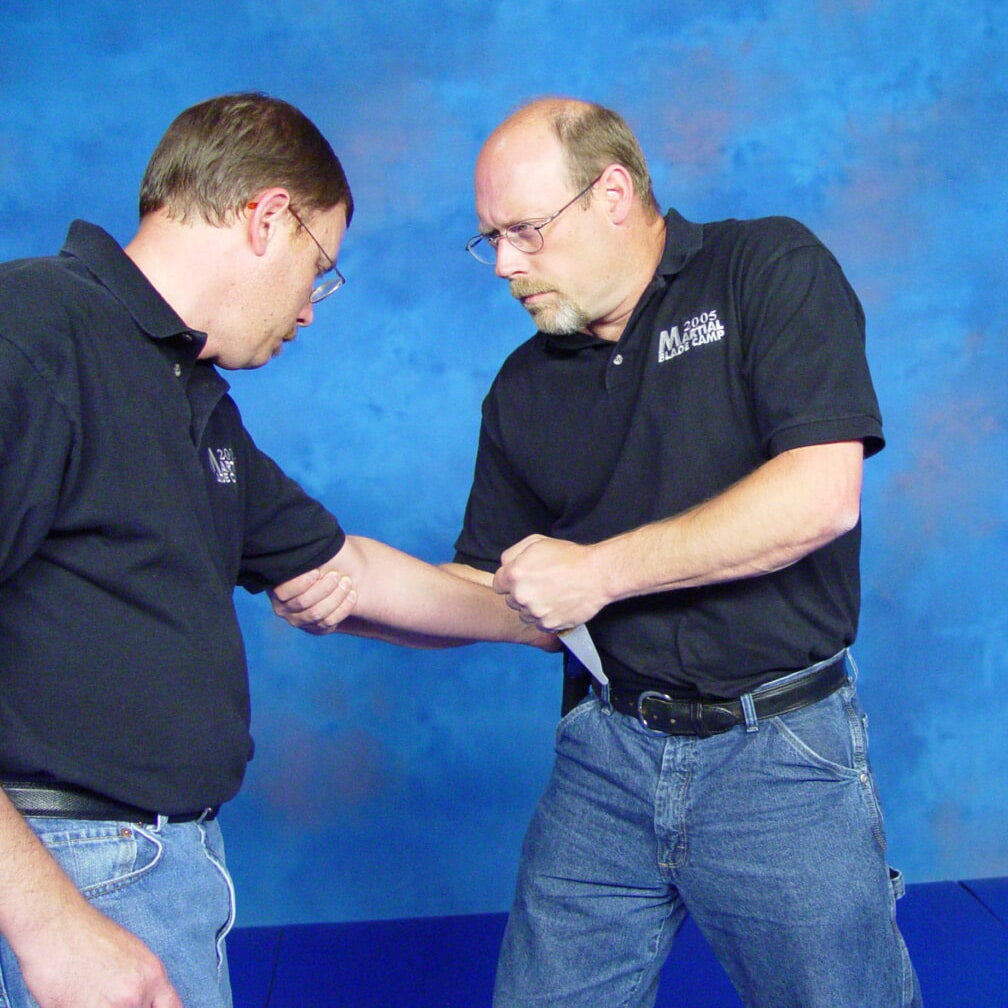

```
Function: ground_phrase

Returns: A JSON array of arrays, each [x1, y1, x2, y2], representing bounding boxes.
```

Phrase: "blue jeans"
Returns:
[[0, 817, 235, 1008], [494, 674, 922, 1007]]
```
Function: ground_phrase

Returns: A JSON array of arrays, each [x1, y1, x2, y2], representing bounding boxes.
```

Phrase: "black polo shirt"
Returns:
[[0, 221, 345, 813], [454, 210, 884, 697]]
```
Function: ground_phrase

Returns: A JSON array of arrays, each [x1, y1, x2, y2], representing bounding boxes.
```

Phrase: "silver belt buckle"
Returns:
[[636, 690, 680, 735]]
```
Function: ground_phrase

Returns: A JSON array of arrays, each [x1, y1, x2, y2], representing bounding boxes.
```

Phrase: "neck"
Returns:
[[587, 213, 667, 343], [124, 212, 238, 334]]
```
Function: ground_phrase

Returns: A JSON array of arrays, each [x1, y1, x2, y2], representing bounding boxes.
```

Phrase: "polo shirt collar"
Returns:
[[61, 219, 208, 352], [539, 208, 703, 352], [657, 208, 704, 277]]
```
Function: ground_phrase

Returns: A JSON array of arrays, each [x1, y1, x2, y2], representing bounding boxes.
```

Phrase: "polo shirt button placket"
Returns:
[[605, 349, 634, 393]]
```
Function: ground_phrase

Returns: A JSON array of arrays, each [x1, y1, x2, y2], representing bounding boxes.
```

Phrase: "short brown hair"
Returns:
[[548, 101, 660, 216], [138, 92, 353, 226]]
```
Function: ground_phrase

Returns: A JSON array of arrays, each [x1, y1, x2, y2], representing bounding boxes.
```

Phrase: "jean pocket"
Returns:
[[33, 819, 164, 899], [768, 688, 867, 779], [554, 693, 598, 746]]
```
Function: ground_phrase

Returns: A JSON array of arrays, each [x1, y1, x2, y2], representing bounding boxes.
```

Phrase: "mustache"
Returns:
[[509, 279, 553, 300]]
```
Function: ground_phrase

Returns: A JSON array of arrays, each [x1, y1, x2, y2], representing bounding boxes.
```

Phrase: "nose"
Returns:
[[296, 299, 315, 327], [493, 239, 526, 280]]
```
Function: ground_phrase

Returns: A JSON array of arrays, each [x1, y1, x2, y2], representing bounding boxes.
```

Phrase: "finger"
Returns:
[[499, 534, 543, 567], [293, 582, 358, 634], [270, 568, 321, 604], [509, 597, 548, 628], [278, 570, 347, 615], [311, 586, 358, 633], [491, 567, 510, 596], [152, 984, 185, 1008]]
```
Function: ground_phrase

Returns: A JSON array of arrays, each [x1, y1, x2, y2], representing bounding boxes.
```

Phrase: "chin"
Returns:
[[242, 350, 276, 370]]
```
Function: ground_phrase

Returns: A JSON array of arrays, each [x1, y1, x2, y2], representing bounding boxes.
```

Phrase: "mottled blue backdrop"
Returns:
[[1, 0, 1004, 926]]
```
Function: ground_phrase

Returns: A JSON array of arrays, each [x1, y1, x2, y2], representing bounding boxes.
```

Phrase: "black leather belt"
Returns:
[[603, 657, 849, 738], [1, 780, 218, 825]]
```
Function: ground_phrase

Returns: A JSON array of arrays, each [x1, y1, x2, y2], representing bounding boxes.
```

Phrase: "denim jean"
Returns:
[[0, 816, 235, 1008], [494, 673, 922, 1008]]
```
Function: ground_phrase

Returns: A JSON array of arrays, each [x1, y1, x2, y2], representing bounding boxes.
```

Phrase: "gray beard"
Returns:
[[525, 294, 589, 334]]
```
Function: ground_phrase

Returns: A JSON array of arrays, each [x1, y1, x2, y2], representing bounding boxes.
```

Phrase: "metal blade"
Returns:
[[559, 623, 608, 688]]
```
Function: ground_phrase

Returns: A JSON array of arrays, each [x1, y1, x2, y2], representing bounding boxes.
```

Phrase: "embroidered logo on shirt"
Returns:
[[658, 308, 726, 363], [208, 447, 237, 484]]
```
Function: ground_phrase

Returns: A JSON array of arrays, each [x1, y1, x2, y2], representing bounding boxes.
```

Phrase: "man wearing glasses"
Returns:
[[0, 92, 551, 1008], [448, 97, 921, 1007]]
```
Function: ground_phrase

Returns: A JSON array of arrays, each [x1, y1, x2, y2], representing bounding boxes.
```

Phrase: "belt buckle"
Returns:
[[636, 690, 684, 736]]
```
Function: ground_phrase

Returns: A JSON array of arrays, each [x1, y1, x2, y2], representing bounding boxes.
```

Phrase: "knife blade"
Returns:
[[559, 622, 608, 689]]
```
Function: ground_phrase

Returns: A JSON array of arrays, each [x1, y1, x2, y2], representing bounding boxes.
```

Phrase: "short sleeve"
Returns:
[[235, 430, 346, 593], [740, 226, 884, 458]]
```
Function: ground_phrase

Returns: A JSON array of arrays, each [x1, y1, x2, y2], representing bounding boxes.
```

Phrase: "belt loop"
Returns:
[[195, 807, 213, 824], [598, 680, 612, 714], [152, 814, 168, 833], [843, 647, 857, 684], [740, 691, 759, 733]]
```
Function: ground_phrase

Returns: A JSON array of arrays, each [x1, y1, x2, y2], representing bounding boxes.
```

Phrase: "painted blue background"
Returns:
[[1, 1, 1004, 927]]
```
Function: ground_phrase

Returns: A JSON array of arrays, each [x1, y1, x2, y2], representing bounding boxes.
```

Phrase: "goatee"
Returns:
[[510, 280, 589, 335]]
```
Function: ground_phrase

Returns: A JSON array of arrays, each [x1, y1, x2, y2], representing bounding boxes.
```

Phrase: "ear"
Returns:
[[245, 188, 292, 257], [598, 164, 635, 226]]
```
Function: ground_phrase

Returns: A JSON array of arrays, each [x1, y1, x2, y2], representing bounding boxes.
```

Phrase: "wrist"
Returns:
[[586, 538, 625, 609]]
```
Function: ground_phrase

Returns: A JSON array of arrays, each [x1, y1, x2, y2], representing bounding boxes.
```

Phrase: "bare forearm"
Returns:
[[322, 536, 549, 646], [0, 793, 180, 1006], [0, 793, 83, 941], [330, 560, 518, 648], [599, 442, 864, 601], [330, 617, 474, 648], [494, 442, 865, 631]]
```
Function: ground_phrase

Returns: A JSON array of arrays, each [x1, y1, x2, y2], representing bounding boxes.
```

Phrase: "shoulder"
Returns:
[[0, 253, 107, 339], [701, 215, 825, 261], [1, 245, 126, 340], [0, 253, 123, 405], [0, 248, 99, 295], [0, 258, 69, 359], [486, 333, 544, 394], [0, 255, 65, 313], [693, 216, 850, 304]]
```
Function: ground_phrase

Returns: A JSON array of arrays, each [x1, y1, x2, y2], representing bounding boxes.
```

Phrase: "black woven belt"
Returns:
[[604, 658, 849, 738], [1, 780, 218, 824]]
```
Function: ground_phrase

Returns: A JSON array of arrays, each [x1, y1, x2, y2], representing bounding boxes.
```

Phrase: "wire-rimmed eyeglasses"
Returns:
[[248, 201, 346, 303], [464, 173, 604, 265], [287, 206, 346, 303]]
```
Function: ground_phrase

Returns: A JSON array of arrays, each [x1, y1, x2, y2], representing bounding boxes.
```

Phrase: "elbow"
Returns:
[[814, 491, 862, 546], [830, 502, 861, 540], [800, 441, 865, 546]]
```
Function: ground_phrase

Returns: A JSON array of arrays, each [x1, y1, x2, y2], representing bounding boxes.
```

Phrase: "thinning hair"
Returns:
[[138, 92, 354, 226], [543, 100, 660, 216]]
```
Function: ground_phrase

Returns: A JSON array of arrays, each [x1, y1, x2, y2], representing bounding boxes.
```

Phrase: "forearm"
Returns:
[[598, 441, 864, 602], [494, 442, 865, 631], [0, 793, 87, 948], [331, 616, 480, 648], [322, 536, 548, 646], [0, 793, 179, 1006]]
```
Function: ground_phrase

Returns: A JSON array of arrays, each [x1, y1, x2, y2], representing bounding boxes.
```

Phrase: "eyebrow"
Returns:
[[480, 215, 550, 239]]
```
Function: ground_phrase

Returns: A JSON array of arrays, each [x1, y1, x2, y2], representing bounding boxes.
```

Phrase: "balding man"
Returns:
[[449, 97, 921, 1008]]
